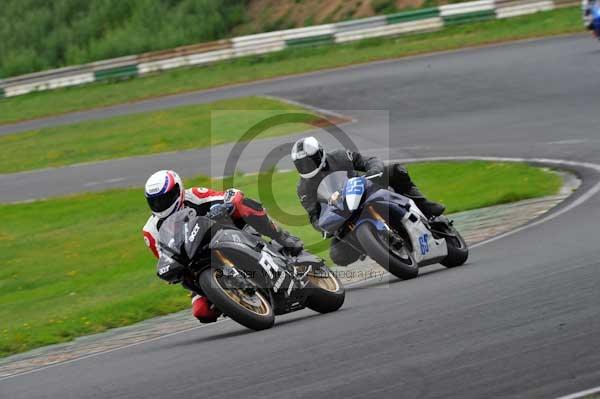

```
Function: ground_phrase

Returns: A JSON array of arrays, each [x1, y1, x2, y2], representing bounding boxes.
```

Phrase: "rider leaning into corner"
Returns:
[[142, 170, 303, 323], [291, 136, 445, 267]]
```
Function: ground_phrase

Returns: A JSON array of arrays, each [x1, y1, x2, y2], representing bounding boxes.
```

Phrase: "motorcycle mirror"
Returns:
[[365, 172, 383, 180]]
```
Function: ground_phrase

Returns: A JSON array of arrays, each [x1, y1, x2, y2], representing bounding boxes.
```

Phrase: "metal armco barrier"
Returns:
[[0, 0, 579, 98], [386, 8, 441, 24], [495, 0, 555, 18]]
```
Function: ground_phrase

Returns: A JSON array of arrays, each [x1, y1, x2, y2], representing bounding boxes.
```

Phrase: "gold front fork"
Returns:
[[214, 250, 234, 266], [367, 205, 389, 230]]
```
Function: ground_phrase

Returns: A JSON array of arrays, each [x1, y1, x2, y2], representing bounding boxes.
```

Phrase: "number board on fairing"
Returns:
[[345, 178, 365, 196], [419, 234, 430, 256]]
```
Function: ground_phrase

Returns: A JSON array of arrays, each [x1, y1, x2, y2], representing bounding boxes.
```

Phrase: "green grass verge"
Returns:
[[0, 161, 562, 357], [0, 7, 582, 125], [0, 96, 319, 174]]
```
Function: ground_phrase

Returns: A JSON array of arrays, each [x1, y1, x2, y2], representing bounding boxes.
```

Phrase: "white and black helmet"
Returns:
[[291, 136, 326, 178], [144, 170, 185, 219]]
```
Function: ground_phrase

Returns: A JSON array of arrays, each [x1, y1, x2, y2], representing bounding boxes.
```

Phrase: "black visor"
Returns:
[[294, 149, 323, 175], [146, 184, 181, 213]]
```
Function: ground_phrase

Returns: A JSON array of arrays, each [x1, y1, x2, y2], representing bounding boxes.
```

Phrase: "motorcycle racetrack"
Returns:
[[1, 34, 599, 399]]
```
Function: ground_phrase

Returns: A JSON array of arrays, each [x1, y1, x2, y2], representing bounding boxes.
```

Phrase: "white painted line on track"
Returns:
[[104, 177, 126, 183], [546, 139, 589, 145], [212, 168, 293, 181], [555, 385, 600, 399], [83, 177, 126, 187], [262, 95, 354, 122], [388, 156, 600, 250], [2, 156, 599, 383]]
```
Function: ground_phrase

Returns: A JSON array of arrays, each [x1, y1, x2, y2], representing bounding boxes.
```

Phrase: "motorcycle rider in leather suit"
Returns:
[[142, 170, 303, 323], [291, 137, 444, 267]]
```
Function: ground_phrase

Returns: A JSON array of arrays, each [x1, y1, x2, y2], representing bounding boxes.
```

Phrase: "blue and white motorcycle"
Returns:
[[317, 172, 468, 279], [586, 0, 600, 39]]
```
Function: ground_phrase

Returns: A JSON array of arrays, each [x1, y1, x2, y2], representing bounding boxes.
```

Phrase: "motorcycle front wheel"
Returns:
[[355, 223, 418, 280], [198, 268, 275, 331]]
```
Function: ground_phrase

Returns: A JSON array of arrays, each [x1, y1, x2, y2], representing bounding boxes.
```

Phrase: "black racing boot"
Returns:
[[404, 185, 445, 218], [245, 214, 304, 256], [386, 163, 445, 218], [274, 229, 304, 256]]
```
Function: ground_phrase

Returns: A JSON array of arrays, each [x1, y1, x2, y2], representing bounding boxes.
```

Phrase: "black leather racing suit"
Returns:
[[297, 149, 443, 266]]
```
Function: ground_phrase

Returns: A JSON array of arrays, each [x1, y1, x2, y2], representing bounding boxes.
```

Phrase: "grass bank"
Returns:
[[0, 161, 562, 357], [0, 96, 320, 174], [0, 0, 246, 78], [0, 7, 583, 125]]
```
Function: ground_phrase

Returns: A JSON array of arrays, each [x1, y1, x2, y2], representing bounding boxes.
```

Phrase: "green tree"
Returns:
[[0, 0, 248, 78]]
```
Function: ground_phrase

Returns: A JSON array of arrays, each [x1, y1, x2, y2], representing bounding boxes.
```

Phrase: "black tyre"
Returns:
[[305, 267, 345, 313], [198, 268, 274, 331], [441, 228, 469, 268], [355, 223, 418, 280]]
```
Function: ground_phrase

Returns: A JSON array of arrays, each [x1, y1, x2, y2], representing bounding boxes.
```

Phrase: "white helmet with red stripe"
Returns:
[[144, 170, 185, 219]]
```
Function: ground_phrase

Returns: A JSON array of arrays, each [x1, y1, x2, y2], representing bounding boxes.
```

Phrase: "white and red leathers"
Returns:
[[143, 186, 302, 323], [143, 187, 225, 258], [143, 187, 225, 322]]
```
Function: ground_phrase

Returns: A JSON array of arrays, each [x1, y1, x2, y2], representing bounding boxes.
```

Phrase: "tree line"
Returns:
[[0, 0, 248, 78]]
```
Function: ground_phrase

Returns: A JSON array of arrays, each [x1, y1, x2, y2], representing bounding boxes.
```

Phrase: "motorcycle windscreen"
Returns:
[[183, 216, 215, 260], [158, 208, 214, 259], [317, 171, 349, 203], [158, 209, 191, 257]]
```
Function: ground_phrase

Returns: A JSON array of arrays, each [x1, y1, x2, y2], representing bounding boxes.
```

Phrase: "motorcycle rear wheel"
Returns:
[[355, 223, 418, 280], [305, 267, 345, 313], [198, 268, 275, 331]]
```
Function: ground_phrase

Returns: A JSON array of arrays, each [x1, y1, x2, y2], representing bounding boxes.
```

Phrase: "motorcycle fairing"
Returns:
[[593, 2, 600, 20], [400, 198, 448, 265], [156, 209, 213, 282], [156, 254, 186, 283], [183, 216, 215, 262], [209, 229, 306, 298], [318, 204, 350, 233], [353, 187, 411, 231], [345, 176, 365, 211], [157, 208, 215, 261], [358, 187, 448, 264], [319, 180, 412, 233], [591, 3, 600, 37], [294, 252, 324, 267]]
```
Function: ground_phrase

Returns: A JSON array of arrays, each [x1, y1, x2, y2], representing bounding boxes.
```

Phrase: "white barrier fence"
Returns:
[[439, 0, 495, 16], [335, 18, 444, 43], [496, 0, 555, 18], [0, 0, 580, 99]]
